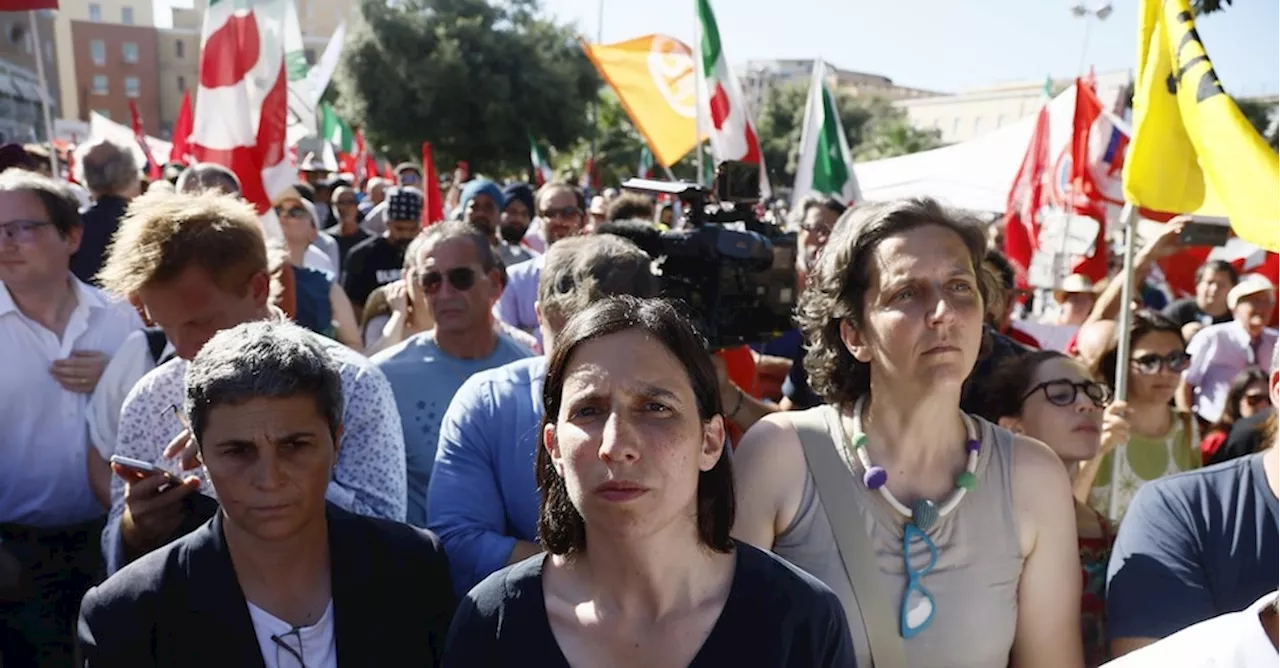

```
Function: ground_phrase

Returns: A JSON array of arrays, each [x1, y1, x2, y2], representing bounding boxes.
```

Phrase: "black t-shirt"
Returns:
[[1209, 409, 1275, 466], [341, 235, 406, 307], [1162, 298, 1233, 328], [324, 224, 371, 274], [444, 540, 855, 667]]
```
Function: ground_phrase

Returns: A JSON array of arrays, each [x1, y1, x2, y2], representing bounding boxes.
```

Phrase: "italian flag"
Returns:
[[695, 0, 769, 194], [793, 60, 859, 205], [529, 135, 553, 186], [190, 0, 292, 231], [638, 145, 655, 178], [320, 103, 354, 154]]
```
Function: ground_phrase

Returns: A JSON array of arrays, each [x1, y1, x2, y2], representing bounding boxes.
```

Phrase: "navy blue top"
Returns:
[[1106, 452, 1279, 640], [444, 540, 855, 667]]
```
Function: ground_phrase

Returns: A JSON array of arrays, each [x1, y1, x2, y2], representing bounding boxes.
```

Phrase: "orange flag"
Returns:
[[581, 35, 697, 168]]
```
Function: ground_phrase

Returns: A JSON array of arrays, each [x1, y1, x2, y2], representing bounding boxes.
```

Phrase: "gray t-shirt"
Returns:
[[1107, 453, 1279, 640]]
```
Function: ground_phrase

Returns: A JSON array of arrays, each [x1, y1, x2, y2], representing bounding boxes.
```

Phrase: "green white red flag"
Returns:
[[695, 0, 769, 195]]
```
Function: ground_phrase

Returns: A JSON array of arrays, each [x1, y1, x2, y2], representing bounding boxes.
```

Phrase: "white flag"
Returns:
[[793, 60, 859, 205]]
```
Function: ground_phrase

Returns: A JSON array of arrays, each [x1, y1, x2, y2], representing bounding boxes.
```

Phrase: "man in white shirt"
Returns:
[[94, 190, 408, 576], [1180, 274, 1278, 423], [0, 169, 142, 666], [1103, 592, 1278, 667]]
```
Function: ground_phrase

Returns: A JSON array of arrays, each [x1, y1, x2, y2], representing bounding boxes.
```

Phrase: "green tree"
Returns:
[[334, 0, 599, 175], [755, 82, 944, 186]]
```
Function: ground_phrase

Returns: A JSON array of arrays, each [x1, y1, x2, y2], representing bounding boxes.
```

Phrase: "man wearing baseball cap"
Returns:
[[342, 186, 424, 308], [1181, 273, 1278, 424]]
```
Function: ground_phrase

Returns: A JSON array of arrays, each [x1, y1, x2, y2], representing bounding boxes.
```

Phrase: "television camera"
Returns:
[[621, 161, 798, 349]]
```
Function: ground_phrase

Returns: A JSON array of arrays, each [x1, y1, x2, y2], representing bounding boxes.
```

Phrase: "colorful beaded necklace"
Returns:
[[844, 396, 981, 532]]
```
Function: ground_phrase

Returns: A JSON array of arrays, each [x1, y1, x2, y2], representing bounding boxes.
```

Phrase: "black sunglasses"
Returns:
[[1244, 393, 1270, 408], [540, 206, 582, 220], [421, 267, 478, 294], [1022, 379, 1111, 408], [1131, 351, 1192, 375], [274, 206, 308, 219]]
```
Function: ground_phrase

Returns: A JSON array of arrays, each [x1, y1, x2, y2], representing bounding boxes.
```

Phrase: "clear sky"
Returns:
[[541, 0, 1279, 96]]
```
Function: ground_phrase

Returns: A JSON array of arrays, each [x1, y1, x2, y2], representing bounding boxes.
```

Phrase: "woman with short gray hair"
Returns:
[[732, 197, 1084, 667], [78, 320, 456, 667]]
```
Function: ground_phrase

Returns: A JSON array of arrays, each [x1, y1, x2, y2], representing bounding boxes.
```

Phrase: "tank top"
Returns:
[[1088, 408, 1198, 523], [773, 405, 1024, 668]]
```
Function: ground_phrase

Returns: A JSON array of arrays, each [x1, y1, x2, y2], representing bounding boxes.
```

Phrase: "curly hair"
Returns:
[[797, 197, 993, 408]]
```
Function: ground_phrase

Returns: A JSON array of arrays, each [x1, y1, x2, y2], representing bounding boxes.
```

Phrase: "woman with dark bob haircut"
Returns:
[[732, 197, 1084, 667], [443, 296, 853, 666]]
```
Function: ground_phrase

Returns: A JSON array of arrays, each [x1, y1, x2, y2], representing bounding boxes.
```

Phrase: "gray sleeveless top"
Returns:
[[774, 405, 1024, 668]]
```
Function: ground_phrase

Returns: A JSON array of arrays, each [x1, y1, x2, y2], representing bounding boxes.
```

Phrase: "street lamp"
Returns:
[[1070, 1, 1113, 75]]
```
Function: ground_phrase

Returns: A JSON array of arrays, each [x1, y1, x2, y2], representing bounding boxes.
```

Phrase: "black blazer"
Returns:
[[78, 503, 455, 667]]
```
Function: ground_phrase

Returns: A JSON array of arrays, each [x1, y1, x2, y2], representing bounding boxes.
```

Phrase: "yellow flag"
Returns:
[[1123, 0, 1279, 252], [582, 35, 697, 168]]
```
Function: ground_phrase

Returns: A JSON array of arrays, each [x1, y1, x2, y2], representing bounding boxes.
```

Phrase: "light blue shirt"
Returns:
[[428, 356, 546, 595], [1184, 321, 1277, 423], [374, 331, 532, 528], [496, 255, 543, 343]]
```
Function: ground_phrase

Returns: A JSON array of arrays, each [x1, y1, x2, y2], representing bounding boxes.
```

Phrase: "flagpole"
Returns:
[[587, 0, 604, 194], [693, 3, 704, 187], [1107, 201, 1137, 521], [29, 11, 59, 179]]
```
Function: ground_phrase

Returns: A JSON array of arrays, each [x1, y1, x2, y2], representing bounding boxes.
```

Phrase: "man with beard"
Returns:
[[499, 183, 537, 266], [496, 182, 586, 343], [459, 179, 531, 269], [342, 187, 423, 308]]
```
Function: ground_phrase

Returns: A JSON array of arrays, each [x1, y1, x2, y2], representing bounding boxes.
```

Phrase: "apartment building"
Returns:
[[0, 10, 60, 141], [53, 0, 160, 132]]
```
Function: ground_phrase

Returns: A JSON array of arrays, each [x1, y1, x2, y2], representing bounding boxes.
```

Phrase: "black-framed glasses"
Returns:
[[334, 198, 357, 206], [1131, 351, 1192, 375], [1022, 379, 1111, 408], [421, 267, 478, 294], [0, 219, 53, 242], [540, 205, 582, 220]]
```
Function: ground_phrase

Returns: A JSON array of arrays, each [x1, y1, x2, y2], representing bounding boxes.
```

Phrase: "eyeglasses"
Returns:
[[0, 219, 53, 243], [274, 206, 308, 219], [540, 206, 582, 221], [1244, 393, 1270, 408], [900, 523, 938, 638], [1022, 379, 1111, 408], [399, 173, 421, 184], [271, 628, 305, 667], [1131, 351, 1192, 375], [421, 267, 478, 294]]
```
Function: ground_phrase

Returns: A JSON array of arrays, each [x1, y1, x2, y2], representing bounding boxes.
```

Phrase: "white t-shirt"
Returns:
[[247, 599, 337, 668], [1103, 591, 1279, 668], [86, 329, 173, 458]]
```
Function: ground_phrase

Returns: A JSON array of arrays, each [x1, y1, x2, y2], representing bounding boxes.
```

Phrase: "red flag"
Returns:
[[127, 100, 163, 181], [1066, 78, 1110, 282], [383, 161, 395, 181], [421, 142, 445, 225], [1002, 101, 1051, 289], [169, 91, 193, 165]]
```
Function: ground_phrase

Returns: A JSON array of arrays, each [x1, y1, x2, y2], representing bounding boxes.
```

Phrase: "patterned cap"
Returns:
[[386, 186, 424, 222]]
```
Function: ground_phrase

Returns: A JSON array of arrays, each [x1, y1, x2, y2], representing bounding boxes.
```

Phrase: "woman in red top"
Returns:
[[1199, 367, 1270, 464]]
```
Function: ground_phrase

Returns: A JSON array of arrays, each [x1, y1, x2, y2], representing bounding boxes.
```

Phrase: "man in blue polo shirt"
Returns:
[[1107, 345, 1279, 659], [427, 234, 657, 595]]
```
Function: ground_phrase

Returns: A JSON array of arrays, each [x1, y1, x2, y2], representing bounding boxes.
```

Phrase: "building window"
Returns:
[[94, 108, 110, 120], [175, 40, 184, 58], [973, 116, 985, 135], [89, 3, 102, 22], [125, 76, 140, 98], [996, 114, 1007, 128], [177, 75, 186, 92], [93, 75, 108, 95], [951, 117, 961, 136], [90, 40, 105, 65], [122, 42, 138, 63], [44, 40, 53, 62], [122, 6, 135, 25], [22, 29, 31, 54], [304, 48, 316, 64]]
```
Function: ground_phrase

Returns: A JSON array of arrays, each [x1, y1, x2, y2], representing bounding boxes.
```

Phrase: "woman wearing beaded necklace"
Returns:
[[732, 197, 1083, 667]]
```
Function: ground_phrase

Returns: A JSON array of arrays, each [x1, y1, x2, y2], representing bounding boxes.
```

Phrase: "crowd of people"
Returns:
[[0, 136, 1276, 667]]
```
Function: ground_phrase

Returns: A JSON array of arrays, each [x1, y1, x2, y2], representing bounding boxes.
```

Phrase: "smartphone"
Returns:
[[1179, 217, 1232, 247], [109, 455, 162, 476]]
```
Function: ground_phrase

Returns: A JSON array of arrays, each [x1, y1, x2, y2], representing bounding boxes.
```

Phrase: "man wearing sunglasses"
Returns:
[[372, 221, 532, 528], [342, 187, 424, 309], [1181, 274, 1278, 425], [497, 182, 587, 344]]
